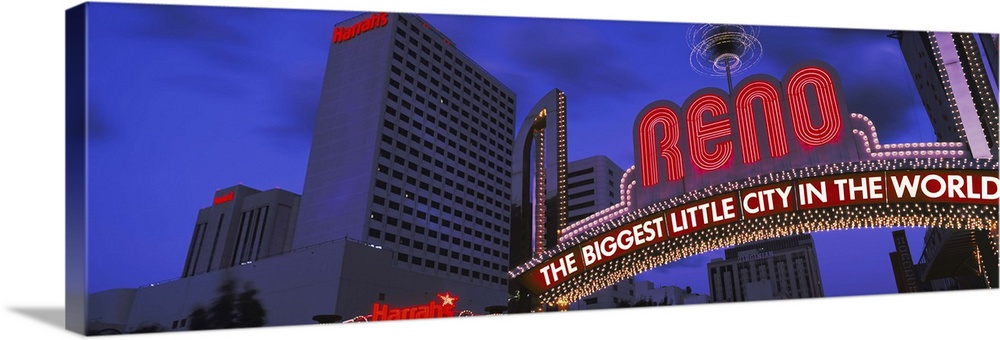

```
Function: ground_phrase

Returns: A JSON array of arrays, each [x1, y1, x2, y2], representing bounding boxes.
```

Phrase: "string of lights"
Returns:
[[510, 156, 997, 304]]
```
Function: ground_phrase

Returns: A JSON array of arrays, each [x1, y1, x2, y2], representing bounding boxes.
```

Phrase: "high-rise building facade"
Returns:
[[182, 185, 300, 277], [896, 31, 1000, 290], [294, 12, 517, 289], [509, 89, 568, 312], [895, 31, 998, 160], [565, 155, 624, 225], [707, 234, 824, 302], [89, 13, 521, 332], [561, 156, 626, 310], [916, 227, 998, 290], [888, 230, 921, 293]]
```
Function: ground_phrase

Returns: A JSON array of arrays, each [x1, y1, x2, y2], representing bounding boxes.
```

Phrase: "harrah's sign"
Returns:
[[369, 292, 458, 321], [332, 12, 389, 44]]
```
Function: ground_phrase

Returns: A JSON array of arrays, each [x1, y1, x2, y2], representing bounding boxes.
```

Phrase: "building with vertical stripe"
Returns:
[[707, 234, 824, 302]]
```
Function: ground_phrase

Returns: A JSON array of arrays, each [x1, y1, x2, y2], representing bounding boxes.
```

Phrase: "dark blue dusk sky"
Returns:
[[84, 1, 965, 299]]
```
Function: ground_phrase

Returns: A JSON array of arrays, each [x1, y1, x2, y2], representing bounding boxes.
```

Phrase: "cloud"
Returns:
[[122, 3, 253, 46], [494, 20, 652, 95], [251, 69, 324, 148]]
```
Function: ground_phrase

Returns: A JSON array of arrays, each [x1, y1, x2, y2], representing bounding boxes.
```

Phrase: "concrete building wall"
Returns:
[[295, 13, 515, 292], [294, 13, 397, 246], [633, 281, 709, 306], [124, 238, 507, 332], [86, 288, 136, 335]]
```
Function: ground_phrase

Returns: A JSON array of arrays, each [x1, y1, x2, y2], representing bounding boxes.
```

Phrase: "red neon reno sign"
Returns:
[[332, 12, 389, 44], [635, 62, 850, 190]]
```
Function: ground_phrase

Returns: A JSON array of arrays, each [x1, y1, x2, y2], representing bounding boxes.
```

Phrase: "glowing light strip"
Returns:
[[557, 93, 569, 231], [687, 94, 733, 171], [736, 80, 788, 163], [849, 113, 966, 159], [787, 67, 842, 146], [639, 107, 684, 186], [511, 157, 996, 278], [535, 207, 997, 305], [535, 127, 547, 255], [559, 167, 636, 242]]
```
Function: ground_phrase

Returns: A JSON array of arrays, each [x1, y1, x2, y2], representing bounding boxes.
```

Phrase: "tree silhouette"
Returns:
[[632, 297, 657, 307], [129, 323, 163, 334], [236, 286, 266, 327], [616, 297, 660, 308], [188, 278, 267, 330]]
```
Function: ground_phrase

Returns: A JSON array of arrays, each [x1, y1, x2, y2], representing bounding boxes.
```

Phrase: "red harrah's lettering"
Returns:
[[369, 292, 458, 321], [213, 191, 234, 205], [332, 12, 388, 44], [638, 65, 843, 187]]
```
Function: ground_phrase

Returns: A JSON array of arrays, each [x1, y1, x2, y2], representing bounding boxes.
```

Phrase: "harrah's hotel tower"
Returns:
[[295, 11, 517, 300]]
